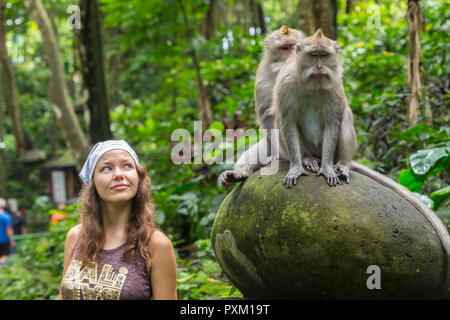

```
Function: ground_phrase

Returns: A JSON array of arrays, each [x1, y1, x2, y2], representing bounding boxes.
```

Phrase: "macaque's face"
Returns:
[[274, 39, 297, 62], [265, 26, 304, 64], [297, 29, 341, 88]]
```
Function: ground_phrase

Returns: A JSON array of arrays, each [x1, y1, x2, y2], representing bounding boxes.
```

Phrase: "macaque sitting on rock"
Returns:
[[219, 25, 305, 187], [270, 28, 357, 187]]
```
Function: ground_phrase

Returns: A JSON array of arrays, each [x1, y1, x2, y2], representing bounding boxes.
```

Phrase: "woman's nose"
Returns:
[[113, 167, 124, 178]]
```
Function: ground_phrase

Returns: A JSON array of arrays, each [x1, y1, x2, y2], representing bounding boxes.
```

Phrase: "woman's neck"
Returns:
[[100, 200, 132, 244]]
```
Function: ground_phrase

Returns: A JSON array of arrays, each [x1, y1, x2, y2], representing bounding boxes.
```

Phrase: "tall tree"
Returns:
[[78, 0, 112, 144], [297, 0, 337, 39], [202, 0, 218, 40], [0, 64, 6, 198], [346, 0, 353, 14], [405, 0, 430, 125], [24, 0, 88, 170], [250, 0, 267, 35], [0, 0, 30, 154], [178, 0, 213, 129]]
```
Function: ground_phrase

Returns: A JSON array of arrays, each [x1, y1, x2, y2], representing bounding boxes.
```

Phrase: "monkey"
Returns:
[[270, 29, 450, 255], [219, 25, 305, 187], [271, 28, 357, 188], [216, 28, 450, 256], [255, 25, 305, 132]]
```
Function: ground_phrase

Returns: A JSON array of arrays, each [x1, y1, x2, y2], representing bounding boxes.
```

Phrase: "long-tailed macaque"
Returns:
[[271, 28, 357, 188], [217, 28, 450, 256], [272, 29, 450, 255], [219, 26, 305, 187]]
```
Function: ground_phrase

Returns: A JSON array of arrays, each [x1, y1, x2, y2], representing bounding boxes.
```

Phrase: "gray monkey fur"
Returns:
[[219, 26, 305, 186]]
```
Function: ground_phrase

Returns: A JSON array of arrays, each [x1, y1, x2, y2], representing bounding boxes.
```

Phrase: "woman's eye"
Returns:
[[124, 164, 132, 169], [102, 166, 112, 172]]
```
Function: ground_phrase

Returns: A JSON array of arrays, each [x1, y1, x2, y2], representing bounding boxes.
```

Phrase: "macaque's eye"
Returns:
[[319, 51, 329, 56], [280, 45, 291, 50], [310, 51, 319, 56]]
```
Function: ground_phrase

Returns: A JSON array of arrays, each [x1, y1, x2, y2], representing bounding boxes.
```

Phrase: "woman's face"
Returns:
[[93, 149, 139, 204]]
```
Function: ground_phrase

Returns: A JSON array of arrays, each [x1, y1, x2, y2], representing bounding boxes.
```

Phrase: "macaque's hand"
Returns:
[[219, 170, 249, 187], [334, 164, 350, 184], [317, 165, 340, 186], [283, 165, 308, 188], [303, 157, 321, 173]]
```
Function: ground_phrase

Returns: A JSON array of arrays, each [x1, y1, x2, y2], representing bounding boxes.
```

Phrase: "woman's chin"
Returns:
[[103, 193, 135, 204]]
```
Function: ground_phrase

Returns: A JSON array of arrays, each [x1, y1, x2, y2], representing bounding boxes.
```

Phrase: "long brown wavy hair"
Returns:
[[76, 164, 157, 274]]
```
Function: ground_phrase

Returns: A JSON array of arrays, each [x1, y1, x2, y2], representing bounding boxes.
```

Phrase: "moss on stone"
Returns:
[[211, 161, 450, 299]]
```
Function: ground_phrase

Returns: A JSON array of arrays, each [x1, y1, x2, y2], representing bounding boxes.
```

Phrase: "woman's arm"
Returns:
[[150, 230, 177, 300], [59, 224, 80, 300]]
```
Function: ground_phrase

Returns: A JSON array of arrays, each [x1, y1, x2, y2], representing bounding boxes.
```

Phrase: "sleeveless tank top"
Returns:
[[60, 242, 152, 300]]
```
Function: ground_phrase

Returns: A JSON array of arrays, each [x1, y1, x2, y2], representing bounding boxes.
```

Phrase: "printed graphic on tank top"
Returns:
[[61, 242, 151, 300]]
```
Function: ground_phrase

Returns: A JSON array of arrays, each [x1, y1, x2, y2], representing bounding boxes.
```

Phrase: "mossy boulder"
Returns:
[[211, 161, 450, 299]]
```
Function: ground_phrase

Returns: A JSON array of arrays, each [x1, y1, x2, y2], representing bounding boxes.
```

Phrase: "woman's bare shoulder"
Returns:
[[66, 224, 82, 245], [150, 229, 173, 253]]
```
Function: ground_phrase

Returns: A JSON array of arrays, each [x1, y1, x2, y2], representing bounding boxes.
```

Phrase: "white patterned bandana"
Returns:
[[79, 140, 140, 184]]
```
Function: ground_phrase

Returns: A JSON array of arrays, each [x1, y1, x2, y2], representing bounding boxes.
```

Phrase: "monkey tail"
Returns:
[[351, 160, 450, 257]]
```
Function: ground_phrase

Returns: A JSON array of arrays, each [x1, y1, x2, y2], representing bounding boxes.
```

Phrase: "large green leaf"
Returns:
[[410, 147, 449, 175], [430, 186, 450, 210], [398, 169, 426, 192]]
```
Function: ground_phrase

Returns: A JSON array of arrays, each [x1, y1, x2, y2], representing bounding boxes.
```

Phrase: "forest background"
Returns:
[[0, 0, 448, 299]]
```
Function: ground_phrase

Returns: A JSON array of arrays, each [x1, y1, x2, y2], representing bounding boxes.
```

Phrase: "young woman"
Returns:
[[60, 140, 177, 300]]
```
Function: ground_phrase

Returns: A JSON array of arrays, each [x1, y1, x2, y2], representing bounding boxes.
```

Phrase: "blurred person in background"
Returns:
[[0, 198, 15, 265], [13, 204, 27, 235]]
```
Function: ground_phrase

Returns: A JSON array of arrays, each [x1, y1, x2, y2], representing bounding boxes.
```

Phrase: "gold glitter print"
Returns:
[[62, 259, 128, 300]]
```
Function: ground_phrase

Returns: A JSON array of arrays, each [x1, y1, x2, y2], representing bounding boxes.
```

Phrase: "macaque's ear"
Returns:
[[333, 41, 341, 53], [280, 25, 291, 35], [313, 28, 324, 38]]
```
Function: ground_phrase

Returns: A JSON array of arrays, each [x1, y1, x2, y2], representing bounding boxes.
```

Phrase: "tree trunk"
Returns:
[[202, 0, 216, 40], [346, 0, 353, 14], [191, 50, 212, 129], [78, 0, 112, 143], [255, 0, 267, 35], [297, 0, 337, 39], [24, 0, 88, 171], [406, 0, 429, 125], [283, 0, 289, 22], [0, 64, 6, 198], [0, 0, 30, 154], [178, 0, 213, 129], [249, 0, 267, 35]]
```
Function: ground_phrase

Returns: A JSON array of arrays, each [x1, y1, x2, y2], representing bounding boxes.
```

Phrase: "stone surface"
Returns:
[[211, 161, 450, 299]]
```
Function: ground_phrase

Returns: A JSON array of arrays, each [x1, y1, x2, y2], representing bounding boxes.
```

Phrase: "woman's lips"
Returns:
[[112, 184, 129, 190]]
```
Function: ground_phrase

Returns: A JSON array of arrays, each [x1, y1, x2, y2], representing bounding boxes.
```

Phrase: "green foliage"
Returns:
[[338, 1, 449, 176], [398, 142, 450, 210], [176, 239, 242, 300], [0, 204, 79, 300], [1, 0, 449, 300]]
